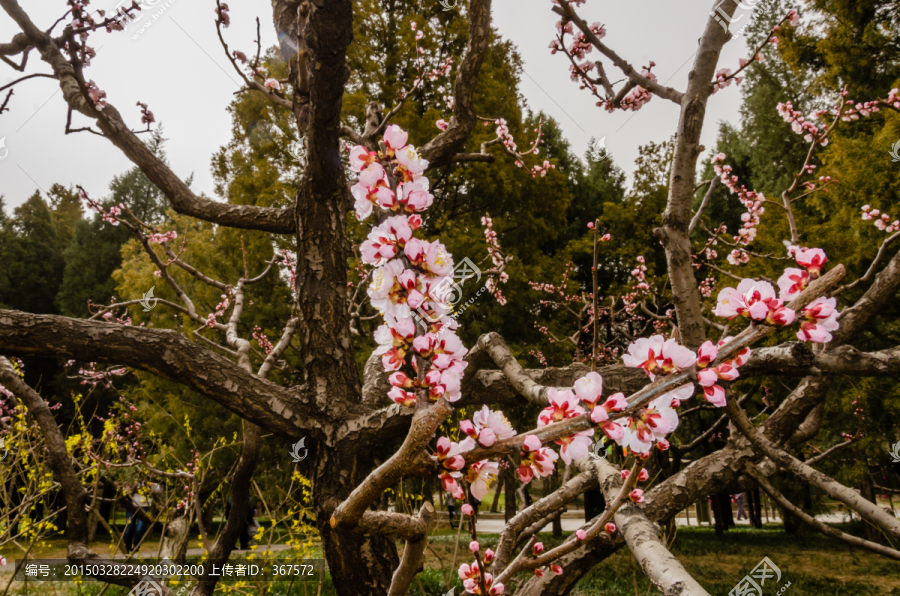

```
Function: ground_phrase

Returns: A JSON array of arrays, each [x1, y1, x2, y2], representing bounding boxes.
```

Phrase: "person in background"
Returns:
[[735, 492, 747, 521], [446, 492, 457, 529], [123, 483, 155, 553], [225, 497, 256, 550], [467, 489, 480, 516]]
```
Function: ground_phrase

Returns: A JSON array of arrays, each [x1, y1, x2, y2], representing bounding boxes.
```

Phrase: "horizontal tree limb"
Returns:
[[0, 309, 316, 437], [744, 342, 900, 377]]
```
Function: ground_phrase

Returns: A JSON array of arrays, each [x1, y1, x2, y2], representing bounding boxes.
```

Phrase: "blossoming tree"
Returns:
[[1, 1, 900, 595]]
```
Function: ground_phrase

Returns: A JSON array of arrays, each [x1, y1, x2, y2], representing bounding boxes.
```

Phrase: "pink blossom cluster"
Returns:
[[714, 249, 839, 344], [861, 205, 899, 234], [435, 434, 500, 501], [529, 543, 564, 578], [461, 406, 517, 449], [252, 326, 273, 355], [695, 338, 748, 407], [350, 126, 506, 504], [495, 119, 519, 153], [776, 101, 829, 145], [350, 125, 432, 220], [458, 551, 504, 594], [880, 88, 900, 110], [136, 101, 155, 125], [631, 256, 647, 282], [802, 174, 833, 192], [711, 153, 764, 249], [76, 362, 129, 388], [621, 335, 699, 380], [214, 3, 231, 27], [426, 56, 453, 82], [838, 97, 884, 121], [100, 310, 133, 326], [80, 189, 125, 226], [147, 231, 177, 244], [530, 160, 556, 178], [619, 337, 711, 430], [775, 248, 825, 300], [517, 434, 559, 483], [797, 297, 839, 343], [205, 293, 231, 328], [616, 65, 656, 112], [86, 80, 107, 111], [713, 278, 795, 326], [620, 334, 736, 420], [277, 249, 298, 291], [711, 68, 743, 94], [727, 249, 750, 266], [529, 349, 548, 366], [481, 215, 509, 305]]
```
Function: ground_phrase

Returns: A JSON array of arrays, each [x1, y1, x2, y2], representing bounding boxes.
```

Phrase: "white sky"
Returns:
[[0, 0, 752, 210]]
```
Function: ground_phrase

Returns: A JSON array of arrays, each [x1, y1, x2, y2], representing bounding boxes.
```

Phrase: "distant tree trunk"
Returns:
[[97, 483, 116, 534], [859, 465, 883, 544], [696, 499, 711, 525], [202, 491, 217, 540], [724, 493, 736, 529], [711, 493, 733, 535], [552, 512, 563, 538], [490, 476, 503, 513], [747, 486, 763, 528], [503, 467, 518, 522], [584, 488, 605, 521], [782, 507, 800, 535], [86, 480, 102, 543]]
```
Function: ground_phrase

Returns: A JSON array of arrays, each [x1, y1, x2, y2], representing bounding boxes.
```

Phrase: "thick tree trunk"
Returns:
[[314, 444, 400, 595], [159, 516, 191, 562]]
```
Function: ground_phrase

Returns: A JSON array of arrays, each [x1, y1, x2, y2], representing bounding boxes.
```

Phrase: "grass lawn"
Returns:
[[412, 524, 900, 596]]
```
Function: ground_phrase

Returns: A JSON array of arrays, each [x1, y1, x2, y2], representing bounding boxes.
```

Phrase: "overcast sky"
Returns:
[[0, 0, 754, 210]]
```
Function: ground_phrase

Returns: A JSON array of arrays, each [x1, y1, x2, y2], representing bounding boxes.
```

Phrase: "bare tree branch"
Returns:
[[724, 390, 900, 541], [0, 0, 295, 233], [744, 463, 900, 561], [387, 502, 435, 596]]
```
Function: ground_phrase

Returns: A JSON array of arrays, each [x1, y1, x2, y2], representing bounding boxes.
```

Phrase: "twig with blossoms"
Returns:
[[550, 1, 683, 109], [332, 125, 476, 534], [474, 116, 552, 177], [494, 457, 643, 583], [713, 10, 799, 93], [480, 214, 512, 305], [416, 264, 846, 481], [214, 1, 294, 111], [343, 22, 454, 148], [777, 90, 865, 243]]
